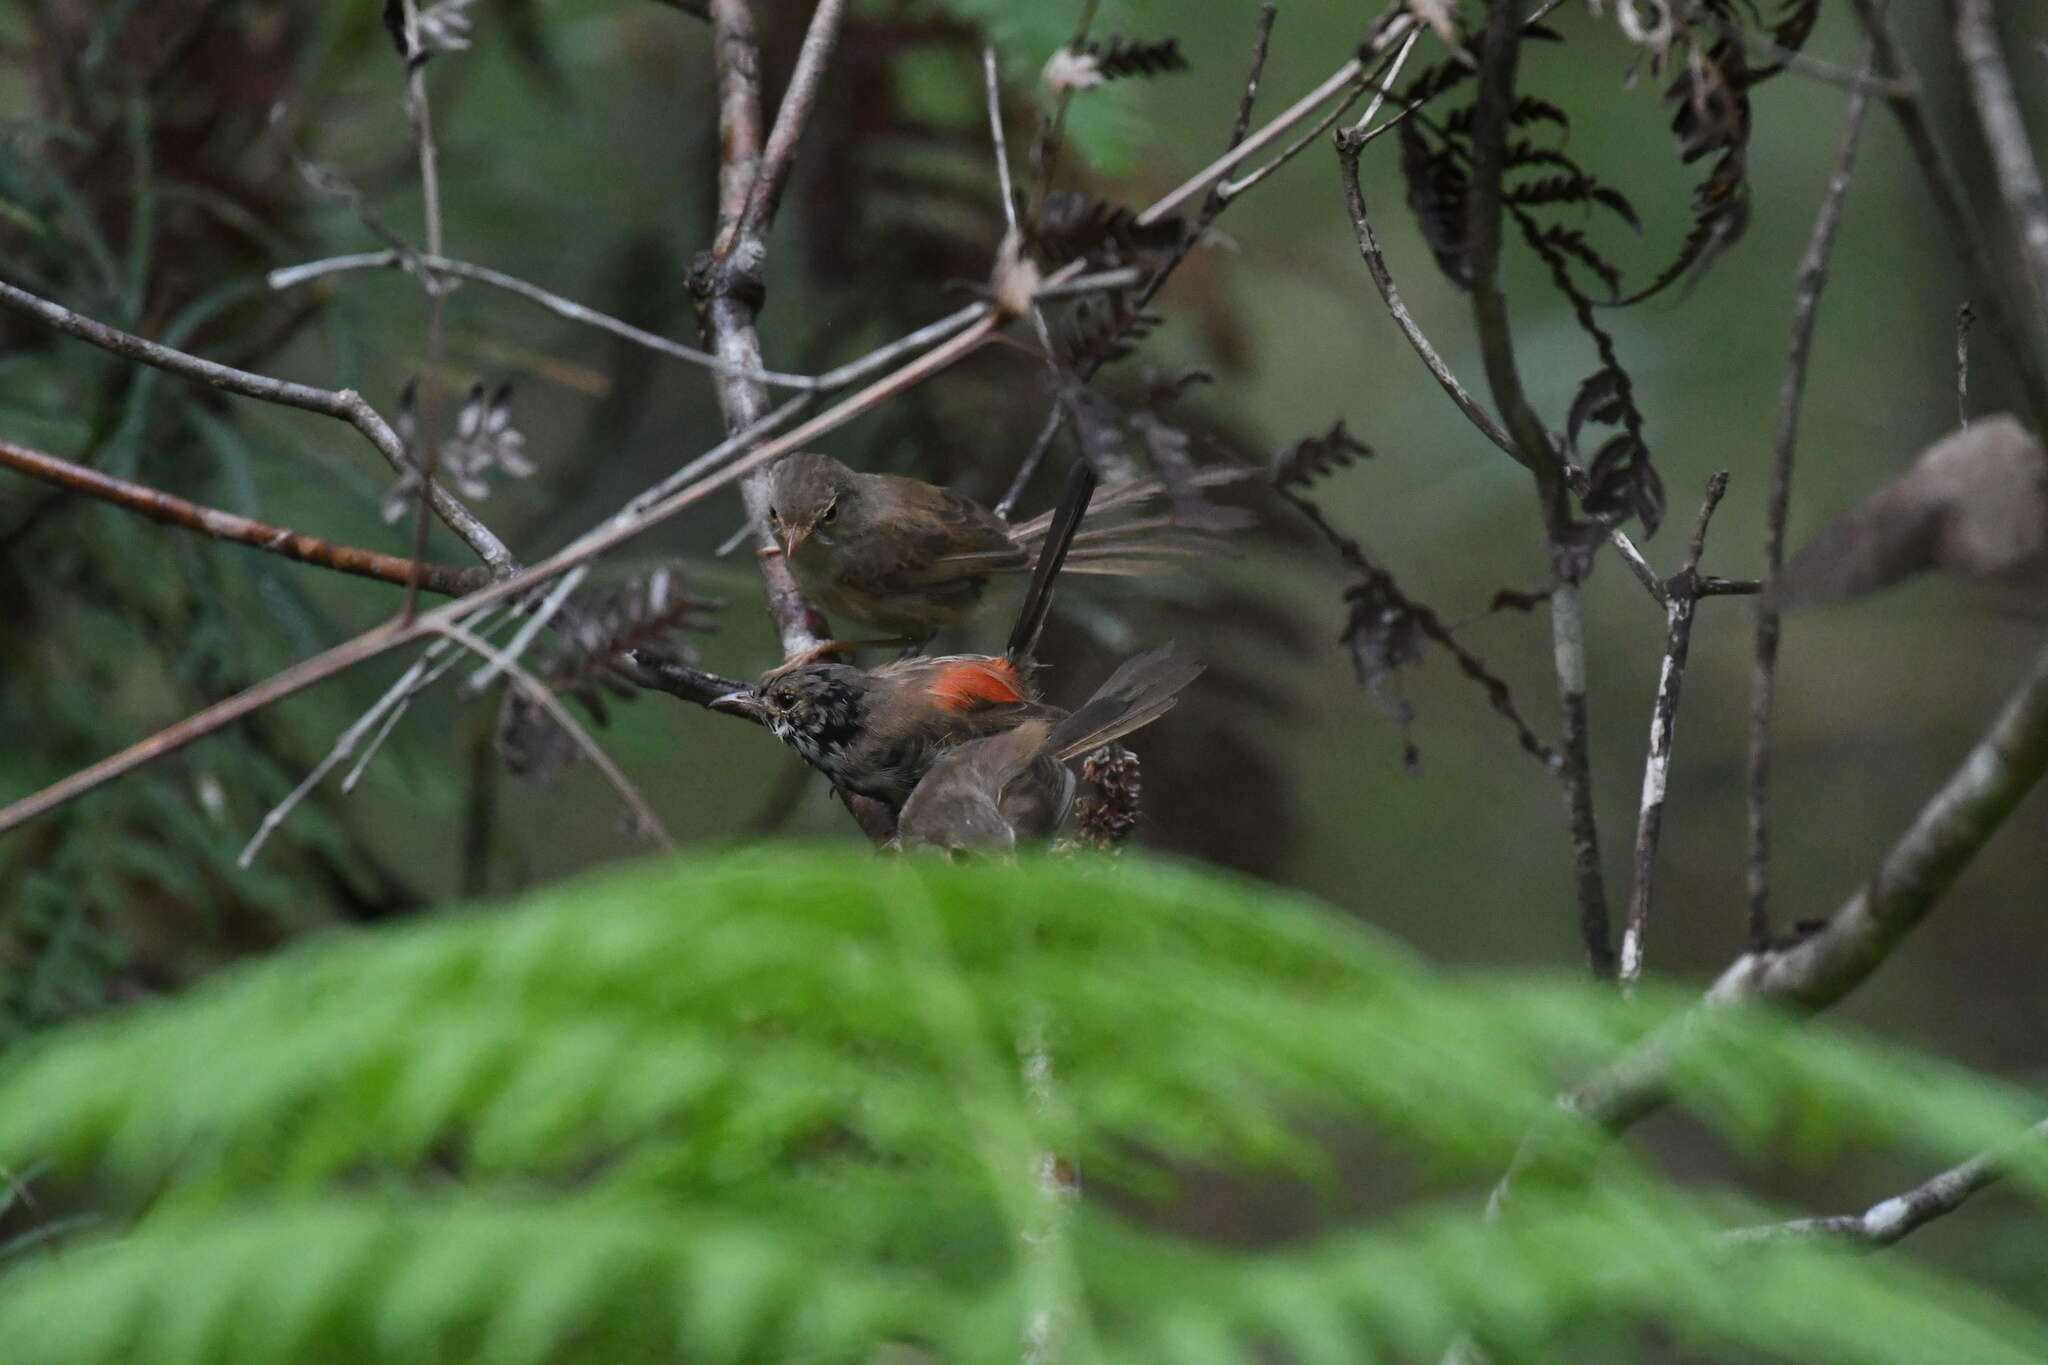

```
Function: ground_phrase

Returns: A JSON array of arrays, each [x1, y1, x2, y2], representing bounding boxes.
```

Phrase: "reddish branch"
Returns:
[[0, 438, 487, 596], [0, 277, 514, 575]]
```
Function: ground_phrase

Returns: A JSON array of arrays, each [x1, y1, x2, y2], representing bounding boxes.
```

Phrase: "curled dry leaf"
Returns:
[[1779, 415, 2048, 607]]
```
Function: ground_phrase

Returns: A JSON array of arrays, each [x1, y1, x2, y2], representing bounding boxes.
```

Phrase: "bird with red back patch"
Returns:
[[715, 460, 1202, 833], [710, 651, 1046, 808]]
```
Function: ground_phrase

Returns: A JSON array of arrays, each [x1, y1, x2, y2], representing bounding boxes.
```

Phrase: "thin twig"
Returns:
[[995, 407, 1064, 522], [399, 0, 450, 625], [731, 0, 850, 249], [238, 615, 505, 868], [463, 565, 588, 695], [1137, 57, 1367, 229], [1724, 1118, 2048, 1248], [0, 437, 487, 595], [433, 621, 675, 850], [1620, 472, 1729, 993], [1957, 300, 1976, 426], [701, 0, 851, 661], [1280, 486, 1557, 769], [1849, 0, 2048, 432], [1748, 51, 1874, 951], [0, 311, 1003, 835], [0, 277, 514, 574], [1331, 129, 1664, 603], [269, 251, 818, 389], [1464, 0, 1611, 978], [1953, 0, 2048, 346]]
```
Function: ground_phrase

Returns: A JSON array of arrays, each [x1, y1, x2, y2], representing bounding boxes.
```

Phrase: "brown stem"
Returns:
[[1748, 51, 1876, 951], [1464, 0, 1611, 978], [0, 277, 514, 574], [0, 310, 1000, 836], [399, 0, 450, 625], [0, 437, 487, 596], [1952, 0, 2048, 341], [1848, 0, 2048, 432], [1724, 1118, 2048, 1247], [699, 0, 848, 661]]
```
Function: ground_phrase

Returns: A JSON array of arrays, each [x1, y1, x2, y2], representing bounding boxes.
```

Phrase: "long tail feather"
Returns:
[[1043, 642, 1205, 760], [1006, 466, 1254, 542], [1005, 458, 1095, 662]]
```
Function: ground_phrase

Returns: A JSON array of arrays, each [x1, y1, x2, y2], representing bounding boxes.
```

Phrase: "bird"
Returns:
[[709, 643, 1200, 828], [896, 644, 1202, 853], [709, 651, 1046, 809], [761, 451, 1247, 643]]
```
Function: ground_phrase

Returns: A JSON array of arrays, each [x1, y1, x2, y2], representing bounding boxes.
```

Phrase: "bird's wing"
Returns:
[[844, 476, 1026, 586]]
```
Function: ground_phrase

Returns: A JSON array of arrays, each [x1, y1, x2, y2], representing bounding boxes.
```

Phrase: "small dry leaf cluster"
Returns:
[[497, 565, 724, 778]]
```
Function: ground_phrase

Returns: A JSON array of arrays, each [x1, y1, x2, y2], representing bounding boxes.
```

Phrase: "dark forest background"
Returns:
[[2, 0, 2046, 1333]]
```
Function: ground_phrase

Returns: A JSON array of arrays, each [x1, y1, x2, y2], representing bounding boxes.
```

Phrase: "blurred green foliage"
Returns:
[[1, 849, 2045, 1362]]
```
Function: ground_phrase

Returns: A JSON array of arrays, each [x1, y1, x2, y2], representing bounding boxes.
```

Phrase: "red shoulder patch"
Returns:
[[927, 658, 1027, 711]]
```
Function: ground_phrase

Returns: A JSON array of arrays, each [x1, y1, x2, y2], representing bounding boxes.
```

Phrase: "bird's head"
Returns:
[[765, 451, 857, 558], [711, 662, 870, 766]]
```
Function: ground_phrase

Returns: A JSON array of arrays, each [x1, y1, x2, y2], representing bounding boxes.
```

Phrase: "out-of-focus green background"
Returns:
[[1, 0, 2043, 1292]]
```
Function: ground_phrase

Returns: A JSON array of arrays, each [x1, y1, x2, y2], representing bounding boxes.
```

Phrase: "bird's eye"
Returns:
[[819, 501, 838, 525], [768, 509, 784, 527], [771, 688, 795, 708]]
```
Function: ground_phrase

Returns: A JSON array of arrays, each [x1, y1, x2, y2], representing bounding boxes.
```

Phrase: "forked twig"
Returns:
[[0, 278, 514, 574], [1725, 1118, 2048, 1248], [1748, 47, 1875, 950], [433, 621, 675, 850], [1620, 472, 1729, 993]]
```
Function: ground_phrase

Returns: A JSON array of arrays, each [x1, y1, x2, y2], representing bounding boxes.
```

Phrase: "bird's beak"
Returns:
[[779, 523, 810, 557], [709, 690, 767, 722]]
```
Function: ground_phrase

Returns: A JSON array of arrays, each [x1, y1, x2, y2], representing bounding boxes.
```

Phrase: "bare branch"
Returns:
[[1464, 0, 1611, 978], [1748, 46, 1876, 950], [700, 0, 851, 661], [1725, 1119, 2048, 1248], [240, 609, 512, 867], [1137, 57, 1366, 229], [1620, 471, 1730, 993], [0, 277, 514, 575], [433, 621, 675, 850], [0, 309, 1001, 835], [1332, 135, 1664, 605], [731, 0, 850, 248], [0, 437, 487, 596], [1954, 0, 2048, 342], [1578, 634, 2048, 1136], [269, 250, 819, 389], [1849, 0, 2048, 432], [398, 0, 451, 624], [462, 566, 588, 695]]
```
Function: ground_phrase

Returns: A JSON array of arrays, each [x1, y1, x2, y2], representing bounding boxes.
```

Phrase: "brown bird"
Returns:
[[896, 644, 1202, 853], [762, 451, 1245, 642], [710, 652, 1047, 808], [710, 643, 1199, 828]]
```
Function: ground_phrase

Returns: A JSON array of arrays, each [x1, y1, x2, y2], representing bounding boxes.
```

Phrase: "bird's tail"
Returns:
[[1005, 458, 1096, 662], [1042, 642, 1205, 761], [1009, 467, 1254, 574]]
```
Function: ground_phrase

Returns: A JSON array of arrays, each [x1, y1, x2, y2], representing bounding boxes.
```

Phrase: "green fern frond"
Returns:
[[0, 851, 2042, 1362]]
